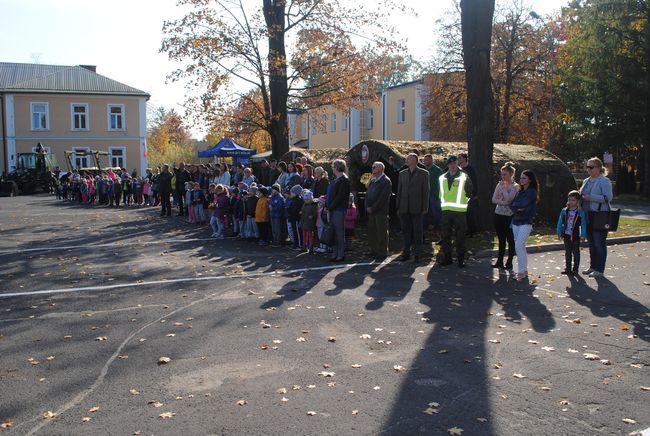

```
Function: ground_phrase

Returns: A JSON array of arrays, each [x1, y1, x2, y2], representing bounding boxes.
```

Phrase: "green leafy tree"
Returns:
[[556, 0, 649, 193]]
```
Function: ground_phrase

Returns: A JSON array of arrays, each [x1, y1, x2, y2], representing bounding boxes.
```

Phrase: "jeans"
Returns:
[[271, 217, 285, 245], [586, 228, 608, 273], [330, 209, 346, 258], [512, 224, 532, 274], [563, 235, 581, 271], [494, 213, 515, 264]]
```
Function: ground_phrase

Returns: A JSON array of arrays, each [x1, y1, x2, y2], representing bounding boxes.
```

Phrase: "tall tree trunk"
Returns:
[[500, 22, 517, 143], [263, 0, 289, 159], [461, 0, 496, 229]]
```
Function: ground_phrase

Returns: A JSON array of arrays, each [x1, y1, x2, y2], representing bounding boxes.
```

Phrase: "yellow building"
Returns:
[[289, 79, 428, 150], [0, 62, 150, 175]]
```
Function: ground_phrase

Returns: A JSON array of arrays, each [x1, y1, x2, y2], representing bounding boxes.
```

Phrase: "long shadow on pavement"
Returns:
[[379, 260, 555, 434]]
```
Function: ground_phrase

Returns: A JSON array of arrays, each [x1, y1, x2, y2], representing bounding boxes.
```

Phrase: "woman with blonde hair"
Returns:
[[580, 157, 613, 277], [491, 161, 519, 270]]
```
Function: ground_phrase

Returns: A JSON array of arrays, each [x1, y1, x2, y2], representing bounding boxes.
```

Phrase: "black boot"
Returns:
[[492, 257, 504, 269], [458, 256, 466, 268], [504, 257, 513, 270]]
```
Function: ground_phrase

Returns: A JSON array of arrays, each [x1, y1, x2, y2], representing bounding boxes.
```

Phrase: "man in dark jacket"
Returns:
[[326, 159, 351, 262], [395, 153, 430, 262], [158, 164, 173, 217], [175, 162, 191, 216], [365, 161, 392, 259]]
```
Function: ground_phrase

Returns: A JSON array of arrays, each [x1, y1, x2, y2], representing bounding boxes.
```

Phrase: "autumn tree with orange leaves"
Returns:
[[161, 0, 406, 159]]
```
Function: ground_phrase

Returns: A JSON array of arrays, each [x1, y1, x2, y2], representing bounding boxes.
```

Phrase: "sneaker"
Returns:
[[582, 268, 594, 275], [211, 233, 219, 237], [588, 271, 603, 278], [561, 270, 570, 275]]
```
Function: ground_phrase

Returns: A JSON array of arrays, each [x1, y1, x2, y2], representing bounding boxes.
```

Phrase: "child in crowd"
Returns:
[[286, 185, 304, 250], [245, 186, 259, 240], [185, 182, 195, 223], [345, 193, 357, 252], [269, 184, 286, 247], [122, 175, 132, 206], [143, 179, 151, 206], [133, 177, 143, 206], [192, 182, 205, 224], [230, 187, 243, 237], [88, 176, 97, 204], [210, 184, 229, 239], [255, 187, 270, 245], [113, 176, 123, 207], [242, 168, 255, 187], [315, 195, 329, 253], [79, 177, 89, 203], [556, 190, 588, 275], [300, 190, 318, 253]]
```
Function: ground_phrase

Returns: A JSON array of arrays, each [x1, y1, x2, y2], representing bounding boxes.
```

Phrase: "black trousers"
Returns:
[[400, 213, 424, 258], [257, 221, 270, 242], [441, 211, 466, 260], [494, 213, 515, 264], [176, 189, 185, 214], [160, 192, 172, 215], [563, 235, 581, 271]]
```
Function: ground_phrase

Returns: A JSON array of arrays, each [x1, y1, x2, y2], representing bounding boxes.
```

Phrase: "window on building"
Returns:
[[72, 103, 89, 130], [321, 114, 327, 133], [397, 99, 406, 124], [331, 113, 337, 132], [31, 102, 49, 130], [367, 108, 374, 130], [311, 118, 317, 136], [301, 120, 307, 137], [108, 104, 125, 130], [73, 147, 90, 169], [342, 112, 348, 131], [109, 147, 126, 168]]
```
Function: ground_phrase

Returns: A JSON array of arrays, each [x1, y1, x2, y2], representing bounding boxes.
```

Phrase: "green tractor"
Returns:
[[2, 144, 57, 195]]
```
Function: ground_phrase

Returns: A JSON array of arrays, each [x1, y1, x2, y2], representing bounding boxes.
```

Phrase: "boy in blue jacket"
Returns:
[[269, 184, 287, 247], [557, 190, 588, 275]]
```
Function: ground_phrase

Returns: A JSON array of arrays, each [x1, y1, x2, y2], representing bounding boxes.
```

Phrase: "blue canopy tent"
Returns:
[[198, 138, 255, 164]]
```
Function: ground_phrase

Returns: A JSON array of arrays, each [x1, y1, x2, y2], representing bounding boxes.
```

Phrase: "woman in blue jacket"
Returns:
[[510, 169, 539, 281], [580, 157, 614, 277]]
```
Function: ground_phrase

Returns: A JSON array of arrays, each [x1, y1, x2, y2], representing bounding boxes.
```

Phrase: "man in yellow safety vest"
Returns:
[[438, 155, 473, 268]]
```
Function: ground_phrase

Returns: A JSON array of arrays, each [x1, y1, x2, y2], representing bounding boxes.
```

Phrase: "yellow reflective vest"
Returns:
[[439, 172, 469, 212]]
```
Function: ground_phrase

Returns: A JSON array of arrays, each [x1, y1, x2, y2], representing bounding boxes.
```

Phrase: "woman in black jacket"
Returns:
[[325, 159, 350, 262]]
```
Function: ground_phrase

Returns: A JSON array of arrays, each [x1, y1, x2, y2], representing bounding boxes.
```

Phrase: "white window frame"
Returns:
[[107, 104, 126, 131], [109, 146, 127, 169], [321, 114, 327, 133], [330, 112, 337, 132], [367, 108, 374, 130], [30, 102, 49, 131], [342, 112, 348, 131], [73, 147, 91, 169], [71, 103, 89, 131], [397, 99, 406, 124]]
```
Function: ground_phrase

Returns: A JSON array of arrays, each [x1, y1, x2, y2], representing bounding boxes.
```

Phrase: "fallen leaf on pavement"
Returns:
[[318, 371, 335, 377], [129, 389, 140, 395], [159, 412, 176, 419], [1, 419, 16, 428], [42, 411, 57, 419], [512, 373, 526, 379], [641, 386, 650, 391], [296, 337, 306, 342], [351, 364, 362, 368], [307, 411, 317, 416], [352, 410, 359, 415], [158, 357, 172, 365], [237, 400, 247, 406], [148, 401, 163, 408], [328, 337, 336, 342], [448, 427, 464, 435], [88, 407, 99, 413], [95, 336, 107, 341], [622, 418, 636, 424], [393, 365, 406, 372], [583, 353, 600, 360], [277, 388, 288, 394], [542, 347, 555, 352], [359, 334, 371, 339], [477, 417, 488, 422], [81, 417, 91, 422]]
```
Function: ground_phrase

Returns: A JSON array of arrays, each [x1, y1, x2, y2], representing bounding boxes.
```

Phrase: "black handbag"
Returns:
[[589, 196, 620, 231]]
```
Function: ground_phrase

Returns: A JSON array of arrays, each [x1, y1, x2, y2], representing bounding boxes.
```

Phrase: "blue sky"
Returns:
[[0, 0, 567, 137]]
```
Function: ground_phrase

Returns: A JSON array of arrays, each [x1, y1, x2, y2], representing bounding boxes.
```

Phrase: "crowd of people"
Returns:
[[52, 152, 614, 281]]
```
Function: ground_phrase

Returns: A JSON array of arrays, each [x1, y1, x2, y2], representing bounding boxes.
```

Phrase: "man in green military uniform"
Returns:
[[439, 155, 473, 268]]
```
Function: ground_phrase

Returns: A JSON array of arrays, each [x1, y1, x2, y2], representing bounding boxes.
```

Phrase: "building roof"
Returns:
[[0, 62, 150, 97]]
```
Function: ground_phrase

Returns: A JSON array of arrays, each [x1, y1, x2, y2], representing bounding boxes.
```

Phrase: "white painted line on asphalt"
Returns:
[[0, 238, 215, 254], [0, 262, 378, 299]]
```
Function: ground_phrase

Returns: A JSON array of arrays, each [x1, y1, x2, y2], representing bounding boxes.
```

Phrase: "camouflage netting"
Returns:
[[279, 148, 348, 175], [344, 140, 576, 223]]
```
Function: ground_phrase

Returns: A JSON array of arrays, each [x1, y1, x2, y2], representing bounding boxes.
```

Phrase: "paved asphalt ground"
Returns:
[[0, 195, 648, 435]]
